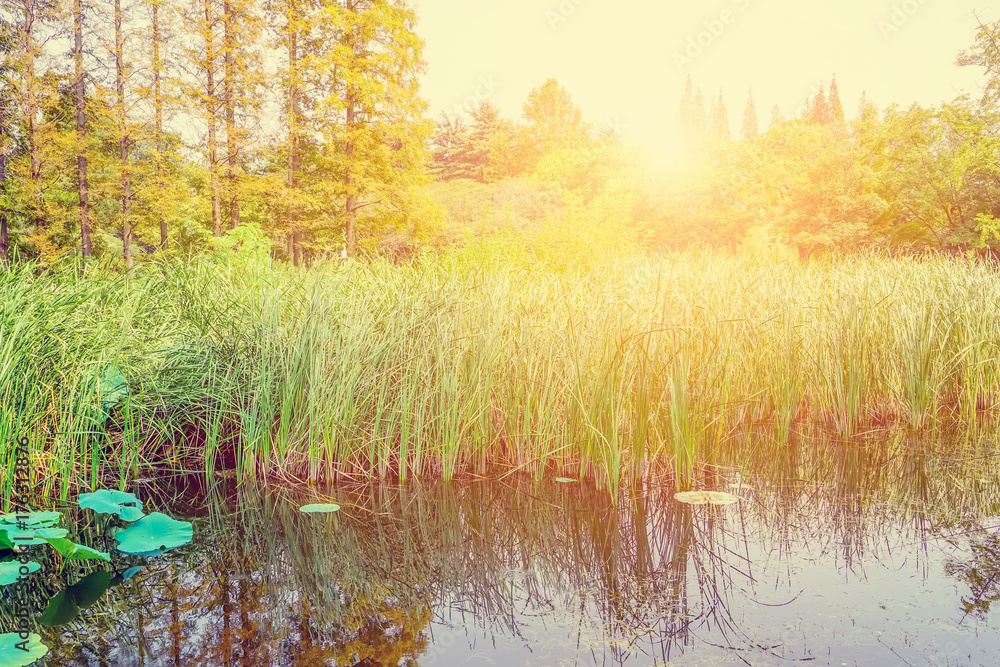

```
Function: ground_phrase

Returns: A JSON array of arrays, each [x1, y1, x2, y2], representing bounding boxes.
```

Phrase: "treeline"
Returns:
[[428, 22, 1000, 259], [0, 0, 430, 266]]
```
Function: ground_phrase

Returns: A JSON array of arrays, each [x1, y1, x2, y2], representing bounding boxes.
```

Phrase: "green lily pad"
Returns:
[[115, 513, 192, 557], [0, 512, 62, 528], [0, 531, 12, 550], [92, 365, 129, 421], [299, 503, 340, 513], [0, 561, 40, 585], [555, 477, 576, 483], [0, 632, 48, 666], [78, 490, 144, 522], [1, 526, 68, 547], [42, 538, 110, 563]]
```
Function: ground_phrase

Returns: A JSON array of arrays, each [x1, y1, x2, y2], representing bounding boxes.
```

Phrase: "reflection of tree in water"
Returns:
[[943, 524, 1000, 620]]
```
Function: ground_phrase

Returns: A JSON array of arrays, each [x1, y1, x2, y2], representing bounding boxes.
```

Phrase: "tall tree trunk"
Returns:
[[21, 3, 44, 233], [115, 0, 133, 267], [204, 0, 221, 237], [223, 0, 239, 229], [286, 2, 299, 265], [345, 100, 356, 257], [73, 0, 91, 259], [152, 0, 167, 250]]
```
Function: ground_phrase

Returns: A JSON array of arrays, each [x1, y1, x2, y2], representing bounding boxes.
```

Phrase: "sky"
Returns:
[[410, 0, 1000, 166]]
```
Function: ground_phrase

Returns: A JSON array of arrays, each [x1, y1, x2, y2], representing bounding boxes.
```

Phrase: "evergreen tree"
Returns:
[[429, 112, 472, 181], [770, 104, 782, 129], [742, 86, 758, 141], [829, 75, 845, 127], [810, 85, 828, 124], [693, 87, 706, 137], [711, 90, 730, 141], [678, 74, 694, 136]]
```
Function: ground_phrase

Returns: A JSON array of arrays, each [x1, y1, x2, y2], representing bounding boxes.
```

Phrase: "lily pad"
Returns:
[[115, 513, 192, 557], [78, 489, 144, 522], [42, 538, 110, 563], [299, 503, 340, 513], [0, 512, 62, 529], [95, 365, 128, 415], [673, 491, 740, 506], [0, 561, 40, 585], [37, 589, 77, 626], [555, 477, 576, 483], [0, 632, 48, 666], [1, 526, 68, 547], [121, 566, 142, 580]]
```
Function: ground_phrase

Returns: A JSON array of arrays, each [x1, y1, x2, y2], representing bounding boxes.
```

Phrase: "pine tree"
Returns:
[[711, 90, 730, 141], [810, 85, 828, 124], [770, 104, 782, 129], [678, 74, 694, 136], [742, 86, 758, 141], [829, 75, 845, 128], [693, 87, 706, 137]]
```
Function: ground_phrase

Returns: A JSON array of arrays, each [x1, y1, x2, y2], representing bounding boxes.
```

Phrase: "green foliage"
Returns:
[[114, 512, 193, 557], [77, 489, 144, 522]]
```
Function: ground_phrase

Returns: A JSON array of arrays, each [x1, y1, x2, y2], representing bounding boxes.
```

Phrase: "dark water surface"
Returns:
[[7, 429, 1000, 666]]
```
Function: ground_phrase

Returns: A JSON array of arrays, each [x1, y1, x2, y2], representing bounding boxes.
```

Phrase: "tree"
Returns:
[[829, 75, 845, 128], [314, 0, 432, 258], [742, 86, 758, 141], [73, 0, 91, 257], [809, 85, 828, 124], [710, 89, 729, 141], [521, 78, 590, 164]]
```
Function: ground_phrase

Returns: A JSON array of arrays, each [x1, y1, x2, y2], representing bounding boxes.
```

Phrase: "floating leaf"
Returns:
[[299, 503, 340, 513], [42, 538, 110, 563], [121, 566, 142, 580], [115, 513, 192, 557], [78, 489, 144, 522], [0, 512, 62, 529], [673, 491, 740, 506], [0, 632, 48, 666], [1, 527, 68, 547], [555, 478, 576, 483], [0, 561, 39, 585], [96, 365, 128, 408]]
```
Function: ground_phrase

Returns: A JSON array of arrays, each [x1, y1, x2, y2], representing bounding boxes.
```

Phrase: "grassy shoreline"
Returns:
[[3, 249, 1000, 501]]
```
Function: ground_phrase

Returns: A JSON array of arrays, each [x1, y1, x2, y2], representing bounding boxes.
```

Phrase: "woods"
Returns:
[[0, 0, 430, 265], [3, 4, 1000, 265]]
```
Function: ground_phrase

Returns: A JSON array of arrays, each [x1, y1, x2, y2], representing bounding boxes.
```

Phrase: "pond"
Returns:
[[4, 428, 1000, 666]]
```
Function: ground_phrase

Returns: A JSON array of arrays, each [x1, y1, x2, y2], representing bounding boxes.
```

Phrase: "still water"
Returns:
[[6, 429, 1000, 666]]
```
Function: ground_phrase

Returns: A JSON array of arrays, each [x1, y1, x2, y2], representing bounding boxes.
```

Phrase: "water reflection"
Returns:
[[5, 428, 1000, 665]]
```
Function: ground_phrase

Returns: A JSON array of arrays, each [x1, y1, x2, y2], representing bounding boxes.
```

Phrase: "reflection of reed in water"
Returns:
[[9, 426, 1000, 665]]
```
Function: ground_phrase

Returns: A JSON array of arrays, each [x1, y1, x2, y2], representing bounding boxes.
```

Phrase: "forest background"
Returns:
[[3, 0, 1000, 267]]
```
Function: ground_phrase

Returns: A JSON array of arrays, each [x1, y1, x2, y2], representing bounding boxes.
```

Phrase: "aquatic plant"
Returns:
[[5, 251, 1000, 496]]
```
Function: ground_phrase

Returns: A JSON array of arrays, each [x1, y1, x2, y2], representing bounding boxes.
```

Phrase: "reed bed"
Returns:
[[4, 249, 1000, 498]]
